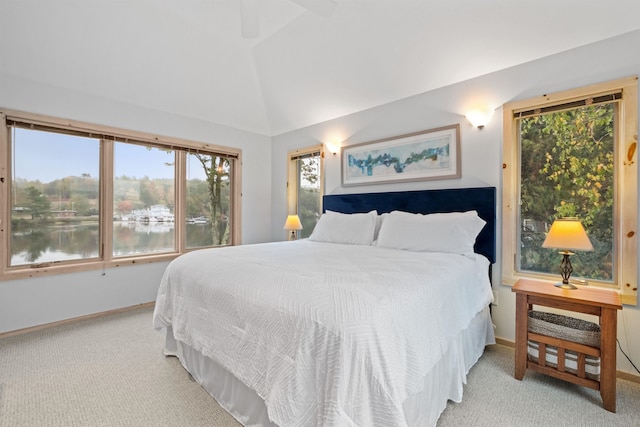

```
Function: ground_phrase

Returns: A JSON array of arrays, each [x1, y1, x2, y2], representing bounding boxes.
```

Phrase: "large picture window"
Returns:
[[0, 110, 242, 280], [10, 128, 100, 266], [502, 77, 638, 304]]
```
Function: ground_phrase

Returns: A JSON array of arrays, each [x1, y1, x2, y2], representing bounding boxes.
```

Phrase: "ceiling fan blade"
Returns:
[[240, 0, 259, 38], [290, 0, 337, 18]]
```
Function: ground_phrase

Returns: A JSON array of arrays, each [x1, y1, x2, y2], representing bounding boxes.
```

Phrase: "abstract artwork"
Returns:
[[341, 124, 461, 186]]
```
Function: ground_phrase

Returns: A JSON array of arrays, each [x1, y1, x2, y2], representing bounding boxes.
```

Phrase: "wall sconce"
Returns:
[[283, 214, 303, 240], [465, 109, 493, 129], [324, 143, 339, 156]]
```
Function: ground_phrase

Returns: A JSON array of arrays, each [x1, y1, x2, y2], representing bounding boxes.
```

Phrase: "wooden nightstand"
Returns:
[[512, 278, 622, 412]]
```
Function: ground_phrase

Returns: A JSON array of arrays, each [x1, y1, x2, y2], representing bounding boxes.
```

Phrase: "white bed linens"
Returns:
[[153, 240, 493, 426]]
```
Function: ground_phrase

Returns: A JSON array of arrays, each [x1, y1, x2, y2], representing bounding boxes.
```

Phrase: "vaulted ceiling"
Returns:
[[2, 0, 640, 136]]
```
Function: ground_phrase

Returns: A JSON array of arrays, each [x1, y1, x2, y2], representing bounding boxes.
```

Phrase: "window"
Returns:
[[287, 145, 324, 239], [185, 153, 233, 248], [502, 77, 638, 304], [0, 110, 242, 280], [113, 142, 176, 256], [9, 128, 101, 266]]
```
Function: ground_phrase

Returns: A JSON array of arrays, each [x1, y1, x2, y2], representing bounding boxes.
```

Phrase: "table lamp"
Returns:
[[542, 218, 594, 289], [283, 214, 303, 240]]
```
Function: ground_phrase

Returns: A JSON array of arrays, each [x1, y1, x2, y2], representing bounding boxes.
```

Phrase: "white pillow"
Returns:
[[326, 210, 388, 242], [376, 210, 486, 256], [309, 210, 377, 245], [374, 212, 389, 242]]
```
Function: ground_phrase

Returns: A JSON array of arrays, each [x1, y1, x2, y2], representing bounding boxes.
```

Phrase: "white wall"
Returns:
[[270, 29, 640, 375], [0, 73, 273, 334], [2, 27, 639, 377]]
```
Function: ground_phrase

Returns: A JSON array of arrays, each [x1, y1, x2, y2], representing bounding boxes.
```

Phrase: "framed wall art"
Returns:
[[341, 124, 461, 186]]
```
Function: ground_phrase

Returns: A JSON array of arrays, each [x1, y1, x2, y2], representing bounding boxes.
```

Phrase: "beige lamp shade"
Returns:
[[283, 214, 303, 231], [542, 218, 593, 252]]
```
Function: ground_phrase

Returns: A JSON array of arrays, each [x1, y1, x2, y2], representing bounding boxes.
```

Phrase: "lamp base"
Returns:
[[556, 251, 576, 290], [554, 282, 577, 290]]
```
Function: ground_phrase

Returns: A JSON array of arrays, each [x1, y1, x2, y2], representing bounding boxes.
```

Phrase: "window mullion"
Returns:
[[101, 139, 114, 263], [175, 150, 186, 252], [230, 157, 241, 245], [0, 115, 9, 274]]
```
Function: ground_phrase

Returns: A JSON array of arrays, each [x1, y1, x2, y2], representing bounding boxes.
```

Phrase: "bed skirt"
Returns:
[[160, 306, 495, 427]]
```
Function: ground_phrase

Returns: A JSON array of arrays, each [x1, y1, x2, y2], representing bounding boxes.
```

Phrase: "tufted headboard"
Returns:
[[322, 187, 496, 263]]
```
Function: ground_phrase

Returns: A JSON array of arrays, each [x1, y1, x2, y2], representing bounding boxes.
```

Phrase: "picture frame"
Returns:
[[341, 124, 461, 186]]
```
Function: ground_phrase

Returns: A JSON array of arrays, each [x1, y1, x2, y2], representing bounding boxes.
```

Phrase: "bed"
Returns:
[[153, 186, 496, 426]]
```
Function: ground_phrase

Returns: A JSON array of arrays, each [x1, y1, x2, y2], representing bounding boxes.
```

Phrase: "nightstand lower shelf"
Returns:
[[512, 279, 622, 412], [526, 331, 601, 390]]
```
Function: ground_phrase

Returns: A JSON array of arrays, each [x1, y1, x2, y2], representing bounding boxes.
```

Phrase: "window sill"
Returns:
[[0, 252, 181, 281]]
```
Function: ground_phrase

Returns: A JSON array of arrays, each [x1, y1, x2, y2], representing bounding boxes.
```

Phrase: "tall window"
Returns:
[[288, 146, 324, 239], [0, 110, 241, 280], [502, 77, 638, 305], [186, 153, 233, 248], [519, 100, 615, 281]]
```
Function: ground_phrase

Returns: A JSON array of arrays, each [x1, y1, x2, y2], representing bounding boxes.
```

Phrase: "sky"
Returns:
[[12, 128, 207, 182]]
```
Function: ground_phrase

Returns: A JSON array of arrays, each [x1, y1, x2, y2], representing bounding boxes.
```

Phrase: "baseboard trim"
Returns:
[[0, 301, 155, 339], [494, 336, 640, 384], [617, 370, 640, 383], [495, 337, 515, 348]]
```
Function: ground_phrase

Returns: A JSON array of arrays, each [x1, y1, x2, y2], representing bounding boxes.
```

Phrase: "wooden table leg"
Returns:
[[599, 307, 617, 412], [514, 293, 528, 380]]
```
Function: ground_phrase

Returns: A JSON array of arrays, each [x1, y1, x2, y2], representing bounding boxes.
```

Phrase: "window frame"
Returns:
[[502, 77, 638, 305], [0, 109, 242, 281], [287, 144, 325, 238]]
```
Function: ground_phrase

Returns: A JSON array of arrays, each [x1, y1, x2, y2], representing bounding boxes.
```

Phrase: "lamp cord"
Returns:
[[617, 339, 640, 374], [616, 338, 640, 374], [618, 310, 640, 374]]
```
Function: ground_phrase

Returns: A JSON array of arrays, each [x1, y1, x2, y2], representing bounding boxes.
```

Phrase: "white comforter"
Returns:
[[153, 240, 492, 426]]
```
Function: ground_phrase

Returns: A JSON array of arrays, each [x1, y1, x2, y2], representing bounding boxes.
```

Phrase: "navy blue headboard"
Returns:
[[322, 187, 496, 263]]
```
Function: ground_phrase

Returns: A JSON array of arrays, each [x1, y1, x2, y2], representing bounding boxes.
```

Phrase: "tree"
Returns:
[[117, 200, 134, 214], [70, 195, 91, 216], [193, 154, 230, 245], [297, 156, 321, 237], [23, 186, 52, 220], [186, 179, 209, 218], [299, 157, 319, 185], [139, 178, 161, 207], [520, 103, 614, 280]]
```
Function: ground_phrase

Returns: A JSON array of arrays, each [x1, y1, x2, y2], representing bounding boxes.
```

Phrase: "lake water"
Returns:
[[10, 222, 217, 266]]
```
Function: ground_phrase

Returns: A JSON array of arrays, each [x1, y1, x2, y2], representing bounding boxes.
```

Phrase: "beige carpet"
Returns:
[[1, 306, 639, 426]]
